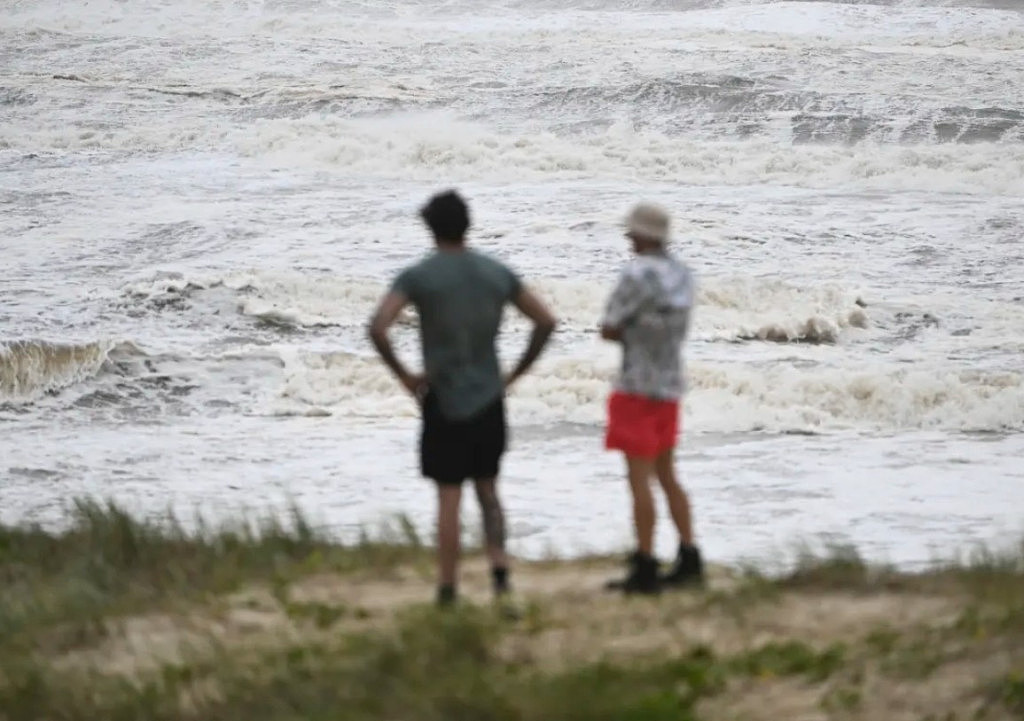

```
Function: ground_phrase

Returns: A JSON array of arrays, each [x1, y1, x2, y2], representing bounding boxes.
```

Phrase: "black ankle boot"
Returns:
[[437, 585, 456, 607], [606, 551, 660, 594], [661, 543, 704, 588]]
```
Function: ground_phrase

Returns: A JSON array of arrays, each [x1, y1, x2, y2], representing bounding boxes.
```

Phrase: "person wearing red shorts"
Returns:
[[600, 202, 704, 594]]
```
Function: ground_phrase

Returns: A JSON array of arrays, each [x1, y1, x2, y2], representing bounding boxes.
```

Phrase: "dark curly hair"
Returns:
[[420, 190, 470, 242]]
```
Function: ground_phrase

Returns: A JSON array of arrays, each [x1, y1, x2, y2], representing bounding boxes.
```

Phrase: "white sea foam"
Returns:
[[687, 362, 1024, 433], [4, 0, 1022, 47], [231, 115, 1024, 195], [3, 114, 1019, 194], [266, 346, 1024, 433], [674, 1, 1024, 43], [120, 268, 872, 346], [3, 0, 1023, 563], [0, 339, 136, 402]]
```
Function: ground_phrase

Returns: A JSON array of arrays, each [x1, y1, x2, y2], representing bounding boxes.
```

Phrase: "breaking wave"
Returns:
[[267, 349, 1024, 433], [119, 270, 871, 345], [0, 339, 141, 402], [121, 271, 389, 329], [508, 358, 1024, 433], [536, 79, 1024, 145], [236, 116, 1024, 195]]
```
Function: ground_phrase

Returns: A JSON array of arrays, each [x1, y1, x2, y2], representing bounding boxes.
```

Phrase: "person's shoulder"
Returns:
[[619, 256, 648, 276], [669, 254, 694, 276], [468, 249, 522, 297], [403, 251, 444, 274], [470, 249, 521, 282], [416, 250, 444, 267], [664, 254, 696, 303], [468, 248, 513, 271], [621, 255, 663, 283], [392, 252, 436, 292]]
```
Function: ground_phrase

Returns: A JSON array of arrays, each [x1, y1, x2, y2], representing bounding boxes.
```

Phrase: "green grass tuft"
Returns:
[[780, 542, 878, 590], [0, 608, 723, 721], [0, 498, 429, 657], [729, 640, 847, 682]]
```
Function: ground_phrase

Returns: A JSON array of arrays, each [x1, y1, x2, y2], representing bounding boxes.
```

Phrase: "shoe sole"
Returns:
[[605, 580, 661, 595], [660, 577, 705, 591]]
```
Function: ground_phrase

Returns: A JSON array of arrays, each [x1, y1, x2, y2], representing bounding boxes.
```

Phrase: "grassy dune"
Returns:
[[1, 501, 1023, 721]]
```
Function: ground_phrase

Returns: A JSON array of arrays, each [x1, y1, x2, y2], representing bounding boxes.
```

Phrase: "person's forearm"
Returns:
[[369, 327, 412, 382], [509, 322, 555, 381]]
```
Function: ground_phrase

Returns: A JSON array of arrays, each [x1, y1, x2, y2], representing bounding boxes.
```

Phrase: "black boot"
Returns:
[[661, 543, 704, 588], [437, 584, 456, 607], [605, 551, 660, 595]]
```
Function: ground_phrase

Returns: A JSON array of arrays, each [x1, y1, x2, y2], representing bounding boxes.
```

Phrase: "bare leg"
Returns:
[[655, 449, 694, 545], [473, 477, 508, 570], [626, 456, 657, 555], [436, 484, 463, 589]]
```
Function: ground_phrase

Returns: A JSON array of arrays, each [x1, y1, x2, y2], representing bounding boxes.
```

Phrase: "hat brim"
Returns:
[[625, 223, 668, 242]]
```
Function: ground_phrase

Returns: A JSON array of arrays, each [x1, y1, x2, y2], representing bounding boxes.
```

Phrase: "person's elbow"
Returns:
[[367, 317, 388, 346], [536, 312, 557, 333], [513, 287, 557, 333]]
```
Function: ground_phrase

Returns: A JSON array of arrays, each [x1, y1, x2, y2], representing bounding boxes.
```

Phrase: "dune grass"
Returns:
[[0, 499, 429, 658], [1, 500, 1023, 721]]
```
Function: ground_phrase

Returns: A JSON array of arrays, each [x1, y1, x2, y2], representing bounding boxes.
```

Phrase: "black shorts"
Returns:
[[420, 392, 506, 485]]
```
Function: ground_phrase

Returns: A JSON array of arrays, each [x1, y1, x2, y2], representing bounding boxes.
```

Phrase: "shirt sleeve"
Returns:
[[602, 267, 648, 329], [504, 263, 523, 301], [390, 266, 418, 302]]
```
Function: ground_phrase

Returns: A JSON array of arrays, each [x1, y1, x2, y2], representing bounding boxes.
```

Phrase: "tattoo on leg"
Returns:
[[479, 495, 506, 551]]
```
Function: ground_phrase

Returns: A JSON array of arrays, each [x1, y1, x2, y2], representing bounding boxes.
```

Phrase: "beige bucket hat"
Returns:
[[624, 202, 670, 243]]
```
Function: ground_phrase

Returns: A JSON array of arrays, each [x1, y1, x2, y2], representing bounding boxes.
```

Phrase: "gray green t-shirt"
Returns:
[[392, 249, 522, 420]]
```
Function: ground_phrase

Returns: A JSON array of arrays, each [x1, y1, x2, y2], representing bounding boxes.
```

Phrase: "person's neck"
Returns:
[[436, 238, 466, 253]]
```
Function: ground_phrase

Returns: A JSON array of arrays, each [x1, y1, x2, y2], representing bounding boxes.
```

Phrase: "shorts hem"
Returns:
[[426, 474, 468, 486], [604, 440, 676, 459], [424, 465, 502, 486]]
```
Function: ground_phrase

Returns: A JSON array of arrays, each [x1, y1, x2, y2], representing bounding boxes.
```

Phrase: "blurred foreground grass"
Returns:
[[1, 500, 1022, 721]]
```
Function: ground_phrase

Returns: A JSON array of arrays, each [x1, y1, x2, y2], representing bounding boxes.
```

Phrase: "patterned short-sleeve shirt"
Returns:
[[601, 251, 694, 400]]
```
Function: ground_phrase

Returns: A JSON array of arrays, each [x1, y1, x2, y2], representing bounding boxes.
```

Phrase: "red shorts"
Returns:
[[604, 391, 680, 458]]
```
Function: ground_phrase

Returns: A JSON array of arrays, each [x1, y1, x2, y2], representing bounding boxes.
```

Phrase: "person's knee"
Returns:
[[479, 494, 503, 522], [626, 454, 656, 474], [658, 466, 687, 490], [655, 465, 678, 487], [628, 476, 656, 503], [437, 485, 462, 509], [474, 477, 499, 499], [654, 450, 676, 478]]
